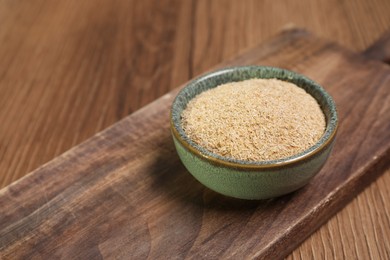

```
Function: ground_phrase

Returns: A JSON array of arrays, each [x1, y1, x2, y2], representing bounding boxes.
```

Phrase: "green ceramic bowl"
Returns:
[[170, 66, 338, 200]]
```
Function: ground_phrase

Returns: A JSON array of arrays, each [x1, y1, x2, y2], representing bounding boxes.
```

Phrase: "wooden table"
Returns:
[[1, 0, 389, 258]]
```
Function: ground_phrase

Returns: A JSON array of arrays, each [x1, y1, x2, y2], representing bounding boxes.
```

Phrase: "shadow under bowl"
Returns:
[[170, 66, 338, 200]]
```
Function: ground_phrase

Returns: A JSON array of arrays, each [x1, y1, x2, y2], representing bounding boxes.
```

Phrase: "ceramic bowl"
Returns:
[[170, 66, 338, 200]]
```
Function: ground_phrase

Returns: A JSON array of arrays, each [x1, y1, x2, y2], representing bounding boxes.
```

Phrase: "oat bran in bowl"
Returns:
[[170, 66, 338, 200]]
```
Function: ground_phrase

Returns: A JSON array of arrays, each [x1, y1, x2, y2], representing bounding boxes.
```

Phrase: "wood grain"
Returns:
[[287, 169, 390, 260], [364, 29, 390, 63], [1, 0, 390, 188], [0, 29, 389, 259], [288, 31, 390, 260], [1, 0, 390, 258]]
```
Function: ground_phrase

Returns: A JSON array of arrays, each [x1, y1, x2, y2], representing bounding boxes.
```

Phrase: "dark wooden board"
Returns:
[[0, 29, 389, 259]]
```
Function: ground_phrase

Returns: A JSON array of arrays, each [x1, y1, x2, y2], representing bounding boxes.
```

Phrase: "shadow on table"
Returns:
[[148, 136, 298, 213]]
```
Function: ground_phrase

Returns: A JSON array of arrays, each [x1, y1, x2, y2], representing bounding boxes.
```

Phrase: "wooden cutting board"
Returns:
[[0, 28, 389, 259]]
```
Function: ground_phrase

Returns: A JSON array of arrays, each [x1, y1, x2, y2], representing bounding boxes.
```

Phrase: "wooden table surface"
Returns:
[[1, 0, 389, 258]]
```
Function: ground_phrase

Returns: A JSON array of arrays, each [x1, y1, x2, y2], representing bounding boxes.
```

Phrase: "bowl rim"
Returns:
[[170, 66, 338, 170]]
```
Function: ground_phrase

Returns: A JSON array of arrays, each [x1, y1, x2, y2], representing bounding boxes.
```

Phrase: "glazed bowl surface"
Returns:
[[170, 66, 338, 200]]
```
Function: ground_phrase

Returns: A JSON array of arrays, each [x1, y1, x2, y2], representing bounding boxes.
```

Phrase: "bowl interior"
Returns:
[[171, 66, 338, 166]]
